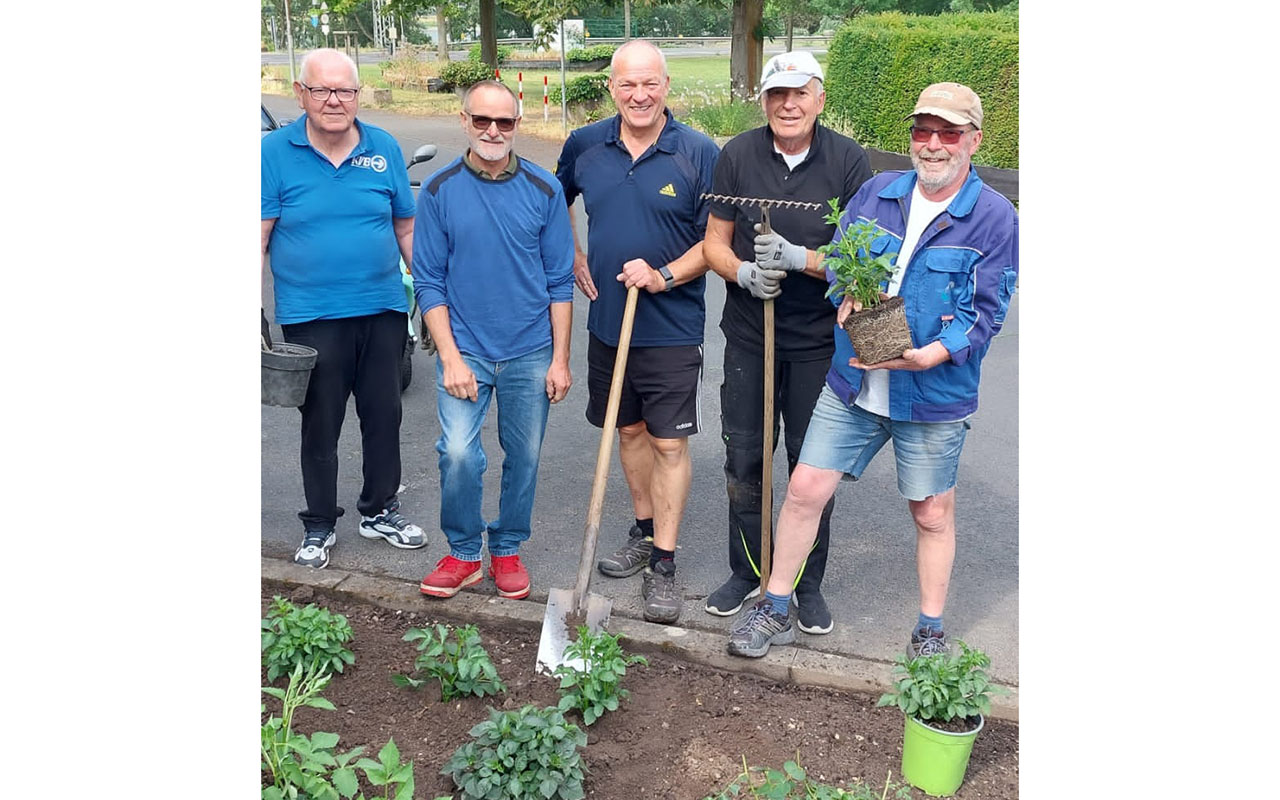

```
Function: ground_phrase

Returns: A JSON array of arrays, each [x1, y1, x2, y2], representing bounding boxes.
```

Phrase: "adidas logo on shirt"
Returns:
[[658, 183, 676, 197]]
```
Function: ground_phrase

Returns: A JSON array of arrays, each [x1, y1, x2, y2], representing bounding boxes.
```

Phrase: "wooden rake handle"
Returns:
[[760, 208, 774, 592]]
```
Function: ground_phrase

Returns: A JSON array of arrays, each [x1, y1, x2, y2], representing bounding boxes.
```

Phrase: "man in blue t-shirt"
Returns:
[[555, 40, 720, 624], [413, 81, 575, 602], [262, 48, 426, 570]]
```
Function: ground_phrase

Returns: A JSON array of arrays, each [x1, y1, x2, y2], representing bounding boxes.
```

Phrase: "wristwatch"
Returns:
[[657, 265, 675, 292]]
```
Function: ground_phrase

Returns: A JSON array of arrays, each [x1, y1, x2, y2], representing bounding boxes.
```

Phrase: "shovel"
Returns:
[[536, 284, 640, 676]]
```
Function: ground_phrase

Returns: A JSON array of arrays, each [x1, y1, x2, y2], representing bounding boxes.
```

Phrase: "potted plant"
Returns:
[[817, 199, 913, 365], [876, 640, 1004, 796]]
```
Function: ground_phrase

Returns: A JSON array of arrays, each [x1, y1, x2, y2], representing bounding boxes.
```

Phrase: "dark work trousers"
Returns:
[[281, 310, 408, 533], [720, 338, 834, 596]]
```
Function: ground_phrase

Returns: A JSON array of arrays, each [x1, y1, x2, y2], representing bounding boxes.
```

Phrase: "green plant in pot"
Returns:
[[876, 640, 1004, 796], [817, 199, 913, 365]]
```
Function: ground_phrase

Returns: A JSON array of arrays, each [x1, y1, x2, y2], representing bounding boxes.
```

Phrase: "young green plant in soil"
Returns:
[[553, 625, 648, 725], [704, 756, 915, 800], [262, 595, 356, 683], [392, 623, 506, 701], [817, 199, 897, 310], [261, 664, 422, 800], [442, 704, 588, 800], [876, 640, 1005, 733], [816, 198, 913, 365]]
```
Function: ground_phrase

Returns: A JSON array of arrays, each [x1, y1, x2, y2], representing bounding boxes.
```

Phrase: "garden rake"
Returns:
[[702, 194, 823, 593]]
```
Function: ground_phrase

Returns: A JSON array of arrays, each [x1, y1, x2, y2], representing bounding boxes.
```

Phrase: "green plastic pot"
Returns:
[[900, 713, 984, 797]]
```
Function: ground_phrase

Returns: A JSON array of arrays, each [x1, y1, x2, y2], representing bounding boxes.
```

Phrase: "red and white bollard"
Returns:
[[543, 75, 549, 122], [518, 72, 524, 118], [494, 68, 500, 80]]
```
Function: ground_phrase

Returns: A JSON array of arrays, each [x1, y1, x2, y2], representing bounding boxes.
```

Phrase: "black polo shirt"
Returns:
[[709, 123, 871, 360]]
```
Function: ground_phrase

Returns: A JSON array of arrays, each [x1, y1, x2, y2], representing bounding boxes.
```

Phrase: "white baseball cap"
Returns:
[[758, 51, 824, 95]]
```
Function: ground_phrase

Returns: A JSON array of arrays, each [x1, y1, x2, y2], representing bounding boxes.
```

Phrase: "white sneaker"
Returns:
[[294, 530, 336, 568], [359, 500, 426, 549]]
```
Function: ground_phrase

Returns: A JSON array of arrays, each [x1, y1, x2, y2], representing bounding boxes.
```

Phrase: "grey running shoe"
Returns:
[[795, 590, 833, 635], [727, 598, 795, 658], [641, 559, 681, 623], [294, 529, 336, 569], [704, 574, 762, 616], [359, 499, 426, 549], [907, 626, 950, 660], [597, 524, 653, 577]]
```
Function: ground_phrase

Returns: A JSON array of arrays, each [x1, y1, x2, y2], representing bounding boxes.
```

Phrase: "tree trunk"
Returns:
[[786, 13, 794, 53], [729, 0, 764, 100], [436, 6, 449, 61], [479, 0, 497, 68], [625, 0, 632, 40]]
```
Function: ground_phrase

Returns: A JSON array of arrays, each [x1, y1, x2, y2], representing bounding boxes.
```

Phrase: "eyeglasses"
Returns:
[[466, 113, 518, 133], [909, 125, 970, 145], [301, 84, 358, 102]]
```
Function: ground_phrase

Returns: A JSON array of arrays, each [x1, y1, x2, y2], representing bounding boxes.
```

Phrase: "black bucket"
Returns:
[[262, 343, 318, 407]]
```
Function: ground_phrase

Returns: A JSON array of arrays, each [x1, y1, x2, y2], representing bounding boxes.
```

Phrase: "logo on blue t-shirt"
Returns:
[[350, 155, 388, 172]]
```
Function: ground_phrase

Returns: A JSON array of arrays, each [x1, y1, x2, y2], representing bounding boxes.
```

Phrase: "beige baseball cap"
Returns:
[[907, 82, 983, 129], [758, 51, 824, 94]]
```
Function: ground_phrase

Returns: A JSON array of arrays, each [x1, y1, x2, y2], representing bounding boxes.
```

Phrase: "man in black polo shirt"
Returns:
[[702, 51, 872, 633]]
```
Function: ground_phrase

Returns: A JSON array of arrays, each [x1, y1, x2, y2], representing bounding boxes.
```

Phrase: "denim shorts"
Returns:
[[798, 386, 969, 501]]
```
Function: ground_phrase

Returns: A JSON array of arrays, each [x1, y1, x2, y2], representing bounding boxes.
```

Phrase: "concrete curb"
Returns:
[[262, 556, 1018, 722]]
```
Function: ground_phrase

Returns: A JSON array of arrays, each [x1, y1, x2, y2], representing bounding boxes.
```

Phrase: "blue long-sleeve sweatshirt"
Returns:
[[411, 154, 575, 362]]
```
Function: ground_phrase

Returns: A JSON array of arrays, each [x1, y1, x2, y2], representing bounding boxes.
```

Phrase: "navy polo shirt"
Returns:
[[262, 114, 414, 324], [556, 109, 719, 347]]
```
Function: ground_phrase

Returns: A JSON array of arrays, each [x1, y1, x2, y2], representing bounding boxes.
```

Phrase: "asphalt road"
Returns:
[[260, 94, 1019, 684]]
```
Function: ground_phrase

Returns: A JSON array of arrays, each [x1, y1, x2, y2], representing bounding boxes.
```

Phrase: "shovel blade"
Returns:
[[535, 587, 612, 676]]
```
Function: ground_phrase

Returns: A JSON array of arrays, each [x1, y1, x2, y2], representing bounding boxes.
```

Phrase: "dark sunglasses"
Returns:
[[467, 113, 518, 133], [909, 125, 969, 145]]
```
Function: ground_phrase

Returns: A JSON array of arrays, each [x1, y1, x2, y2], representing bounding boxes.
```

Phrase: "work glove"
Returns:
[[736, 262, 784, 300], [753, 224, 808, 272]]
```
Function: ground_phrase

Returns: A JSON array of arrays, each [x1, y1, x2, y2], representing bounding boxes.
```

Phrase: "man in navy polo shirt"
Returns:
[[702, 51, 872, 634], [555, 40, 720, 624], [262, 48, 425, 570]]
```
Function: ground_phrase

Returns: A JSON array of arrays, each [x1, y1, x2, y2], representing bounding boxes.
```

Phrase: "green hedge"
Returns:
[[549, 73, 610, 106], [440, 60, 495, 90], [567, 44, 617, 63], [823, 11, 1018, 169], [467, 43, 515, 63]]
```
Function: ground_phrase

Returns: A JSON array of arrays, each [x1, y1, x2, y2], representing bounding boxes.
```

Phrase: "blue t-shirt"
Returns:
[[411, 155, 575, 362], [262, 115, 414, 324], [556, 110, 719, 347]]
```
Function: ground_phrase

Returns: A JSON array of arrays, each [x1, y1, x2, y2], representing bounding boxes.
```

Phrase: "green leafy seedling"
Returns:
[[816, 198, 899, 310], [553, 625, 648, 725], [876, 639, 1008, 724], [442, 704, 588, 800], [262, 595, 356, 683], [393, 624, 506, 701]]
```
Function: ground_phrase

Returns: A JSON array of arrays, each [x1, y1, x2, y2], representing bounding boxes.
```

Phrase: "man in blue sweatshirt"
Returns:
[[411, 81, 576, 601]]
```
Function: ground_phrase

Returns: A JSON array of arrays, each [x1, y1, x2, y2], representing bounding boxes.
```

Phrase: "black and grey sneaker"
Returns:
[[294, 529, 336, 569], [795, 590, 834, 635], [641, 559, 681, 623], [359, 499, 426, 549], [727, 598, 795, 658], [907, 626, 949, 660], [596, 524, 653, 577], [704, 574, 762, 616]]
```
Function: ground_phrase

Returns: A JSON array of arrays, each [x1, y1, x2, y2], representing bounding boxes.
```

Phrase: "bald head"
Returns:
[[610, 40, 667, 80]]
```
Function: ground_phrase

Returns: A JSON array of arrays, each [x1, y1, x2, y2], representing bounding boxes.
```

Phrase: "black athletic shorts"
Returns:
[[585, 333, 702, 438]]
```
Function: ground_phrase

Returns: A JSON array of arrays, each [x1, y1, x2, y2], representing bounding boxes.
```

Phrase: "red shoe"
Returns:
[[420, 555, 483, 598], [489, 554, 531, 600]]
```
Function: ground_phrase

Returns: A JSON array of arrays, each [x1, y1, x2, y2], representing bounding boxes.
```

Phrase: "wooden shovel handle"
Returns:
[[574, 284, 640, 611]]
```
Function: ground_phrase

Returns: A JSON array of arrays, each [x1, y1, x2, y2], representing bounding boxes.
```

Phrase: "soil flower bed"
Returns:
[[261, 584, 1018, 799]]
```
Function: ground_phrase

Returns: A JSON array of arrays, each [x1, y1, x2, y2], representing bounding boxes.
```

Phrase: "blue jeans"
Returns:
[[435, 346, 552, 560]]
